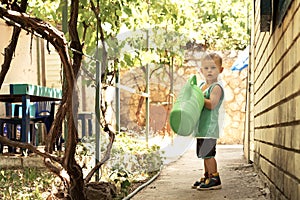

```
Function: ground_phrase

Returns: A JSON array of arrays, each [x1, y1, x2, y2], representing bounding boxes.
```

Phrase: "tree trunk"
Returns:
[[0, 2, 117, 199]]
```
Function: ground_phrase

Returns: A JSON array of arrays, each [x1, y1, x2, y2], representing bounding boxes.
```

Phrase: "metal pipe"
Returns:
[[122, 165, 163, 200]]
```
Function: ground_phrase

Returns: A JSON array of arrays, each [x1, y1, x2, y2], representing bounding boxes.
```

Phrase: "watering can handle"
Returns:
[[189, 75, 197, 86]]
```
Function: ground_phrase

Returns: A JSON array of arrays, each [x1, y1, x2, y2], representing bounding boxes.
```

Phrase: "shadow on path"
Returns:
[[131, 144, 270, 200]]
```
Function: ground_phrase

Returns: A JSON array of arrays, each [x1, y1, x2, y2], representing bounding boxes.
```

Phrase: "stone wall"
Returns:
[[120, 50, 247, 144]]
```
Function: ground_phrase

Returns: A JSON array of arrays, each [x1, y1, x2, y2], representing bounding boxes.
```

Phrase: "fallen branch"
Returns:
[[0, 135, 62, 163]]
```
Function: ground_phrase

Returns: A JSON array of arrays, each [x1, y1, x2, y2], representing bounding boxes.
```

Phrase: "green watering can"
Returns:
[[169, 75, 204, 136]]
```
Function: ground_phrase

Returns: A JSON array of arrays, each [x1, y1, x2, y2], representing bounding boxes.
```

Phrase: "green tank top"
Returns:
[[194, 81, 224, 138]]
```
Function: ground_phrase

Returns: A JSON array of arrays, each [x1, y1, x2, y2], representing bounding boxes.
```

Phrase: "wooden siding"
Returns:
[[249, 0, 300, 199], [44, 42, 62, 89]]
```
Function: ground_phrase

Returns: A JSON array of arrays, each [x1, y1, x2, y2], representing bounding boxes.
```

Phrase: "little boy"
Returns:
[[192, 52, 224, 190]]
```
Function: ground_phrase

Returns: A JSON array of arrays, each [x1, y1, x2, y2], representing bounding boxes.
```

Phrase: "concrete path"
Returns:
[[131, 144, 270, 200]]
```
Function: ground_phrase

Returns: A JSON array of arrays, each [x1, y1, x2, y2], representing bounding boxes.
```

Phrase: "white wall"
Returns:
[[0, 20, 38, 86]]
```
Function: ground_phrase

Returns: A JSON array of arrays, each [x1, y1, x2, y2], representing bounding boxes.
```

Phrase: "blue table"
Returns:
[[0, 84, 62, 151]]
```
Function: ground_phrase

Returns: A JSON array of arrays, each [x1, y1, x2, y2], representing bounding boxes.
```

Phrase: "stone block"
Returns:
[[284, 128, 292, 149], [295, 95, 300, 121], [260, 143, 272, 162], [260, 157, 270, 176], [283, 173, 299, 200], [22, 156, 45, 168], [276, 148, 286, 171], [266, 128, 276, 144], [295, 152, 300, 181], [296, 182, 300, 199], [255, 129, 263, 141], [274, 127, 283, 146], [292, 125, 300, 150], [276, 168, 284, 191], [0, 156, 22, 169]]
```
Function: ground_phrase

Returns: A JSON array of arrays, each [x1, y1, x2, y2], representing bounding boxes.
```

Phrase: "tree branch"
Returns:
[[44, 158, 70, 189], [62, 0, 81, 171], [0, 0, 28, 88], [84, 124, 115, 184], [0, 135, 62, 163], [1, 2, 86, 198], [0, 6, 74, 155]]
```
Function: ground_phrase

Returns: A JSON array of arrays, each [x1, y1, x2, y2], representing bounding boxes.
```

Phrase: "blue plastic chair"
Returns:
[[32, 101, 63, 150], [0, 103, 35, 153]]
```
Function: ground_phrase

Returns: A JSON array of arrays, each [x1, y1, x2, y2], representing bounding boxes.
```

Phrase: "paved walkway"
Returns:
[[131, 144, 270, 200]]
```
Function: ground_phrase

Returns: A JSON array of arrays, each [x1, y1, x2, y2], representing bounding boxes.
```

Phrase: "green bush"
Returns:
[[0, 168, 55, 199], [0, 132, 163, 199], [79, 131, 164, 198]]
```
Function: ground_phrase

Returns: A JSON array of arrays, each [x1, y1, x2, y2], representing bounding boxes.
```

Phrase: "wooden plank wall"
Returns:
[[44, 42, 62, 89], [249, 0, 300, 199]]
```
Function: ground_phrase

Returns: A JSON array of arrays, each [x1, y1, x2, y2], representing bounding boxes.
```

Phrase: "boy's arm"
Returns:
[[204, 85, 223, 110]]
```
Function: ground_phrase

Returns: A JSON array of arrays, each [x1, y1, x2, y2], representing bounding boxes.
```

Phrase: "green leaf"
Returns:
[[116, 9, 122, 16], [123, 6, 132, 16], [121, 179, 131, 189], [124, 53, 134, 66]]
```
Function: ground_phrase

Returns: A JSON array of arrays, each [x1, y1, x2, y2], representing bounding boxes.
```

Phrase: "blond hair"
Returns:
[[201, 52, 222, 67]]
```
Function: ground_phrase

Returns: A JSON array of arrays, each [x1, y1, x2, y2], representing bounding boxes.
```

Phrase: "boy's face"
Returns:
[[200, 59, 223, 82]]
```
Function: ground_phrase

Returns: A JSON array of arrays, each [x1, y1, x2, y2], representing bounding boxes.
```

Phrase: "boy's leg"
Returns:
[[192, 139, 216, 189], [197, 138, 209, 173], [204, 157, 217, 175], [198, 139, 222, 190], [192, 139, 209, 189], [201, 139, 218, 177]]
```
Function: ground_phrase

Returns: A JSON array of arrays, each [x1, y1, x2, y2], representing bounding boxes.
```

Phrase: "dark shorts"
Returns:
[[196, 138, 217, 159]]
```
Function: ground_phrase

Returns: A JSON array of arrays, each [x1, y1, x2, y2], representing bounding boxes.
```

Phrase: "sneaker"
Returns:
[[191, 172, 208, 189], [197, 172, 222, 190]]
